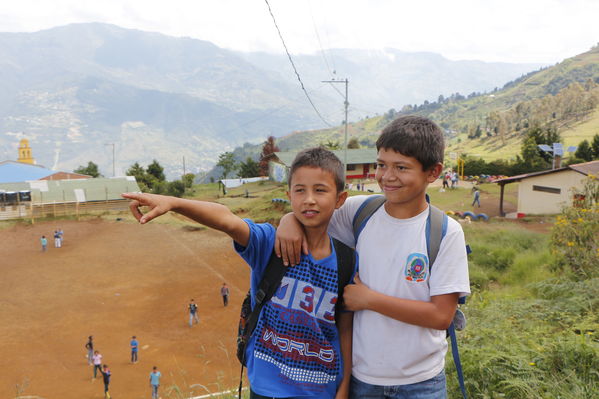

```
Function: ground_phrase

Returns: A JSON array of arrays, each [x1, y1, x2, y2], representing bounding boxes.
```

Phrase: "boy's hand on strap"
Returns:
[[342, 273, 372, 311], [275, 213, 308, 266], [122, 192, 174, 224]]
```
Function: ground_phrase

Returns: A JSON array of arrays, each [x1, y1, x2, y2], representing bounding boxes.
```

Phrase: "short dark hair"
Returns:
[[376, 115, 444, 171], [289, 147, 345, 192]]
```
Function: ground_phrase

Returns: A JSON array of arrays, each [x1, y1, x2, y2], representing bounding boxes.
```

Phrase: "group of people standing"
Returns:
[[39, 228, 63, 251], [442, 170, 459, 189], [84, 335, 161, 398]]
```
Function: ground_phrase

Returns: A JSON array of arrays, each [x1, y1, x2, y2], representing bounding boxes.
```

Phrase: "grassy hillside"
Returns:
[[240, 45, 599, 165]]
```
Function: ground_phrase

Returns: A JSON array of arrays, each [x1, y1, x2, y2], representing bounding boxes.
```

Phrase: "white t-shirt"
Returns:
[[328, 195, 470, 386]]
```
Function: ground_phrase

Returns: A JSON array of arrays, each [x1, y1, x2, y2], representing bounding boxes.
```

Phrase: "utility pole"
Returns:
[[105, 143, 115, 177], [322, 78, 349, 180]]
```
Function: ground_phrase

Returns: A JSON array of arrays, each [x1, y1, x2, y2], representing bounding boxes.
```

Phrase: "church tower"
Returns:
[[17, 139, 35, 164]]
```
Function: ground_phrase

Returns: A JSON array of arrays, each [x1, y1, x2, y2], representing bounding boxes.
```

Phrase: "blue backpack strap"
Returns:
[[352, 195, 386, 241], [448, 322, 468, 399], [427, 204, 467, 399], [426, 205, 447, 269]]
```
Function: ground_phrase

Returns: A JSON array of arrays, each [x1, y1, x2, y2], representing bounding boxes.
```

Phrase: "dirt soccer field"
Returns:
[[0, 218, 250, 399]]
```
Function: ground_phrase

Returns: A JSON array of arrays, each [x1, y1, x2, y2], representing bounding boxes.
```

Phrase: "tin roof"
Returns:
[[0, 161, 54, 183], [495, 160, 599, 184]]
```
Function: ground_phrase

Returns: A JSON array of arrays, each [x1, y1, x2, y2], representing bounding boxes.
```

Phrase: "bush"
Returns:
[[550, 175, 599, 278]]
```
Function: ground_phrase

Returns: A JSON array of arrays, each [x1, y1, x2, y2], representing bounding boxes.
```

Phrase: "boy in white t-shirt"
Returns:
[[276, 116, 470, 398]]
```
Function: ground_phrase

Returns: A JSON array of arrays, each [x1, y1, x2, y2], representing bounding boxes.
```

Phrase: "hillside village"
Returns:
[[1, 21, 598, 399]]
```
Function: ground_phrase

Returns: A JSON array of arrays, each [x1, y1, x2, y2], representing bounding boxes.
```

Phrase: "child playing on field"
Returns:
[[123, 147, 356, 399], [276, 116, 470, 398], [99, 364, 111, 398]]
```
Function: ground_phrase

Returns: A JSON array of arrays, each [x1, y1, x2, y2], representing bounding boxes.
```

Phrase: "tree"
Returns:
[[126, 162, 153, 192], [182, 173, 195, 188], [575, 140, 593, 162], [147, 160, 165, 182], [591, 134, 599, 159], [238, 157, 260, 178], [74, 161, 102, 178], [321, 140, 340, 150], [166, 180, 186, 197], [521, 135, 545, 169], [217, 152, 238, 179], [259, 136, 280, 176], [348, 137, 360, 149]]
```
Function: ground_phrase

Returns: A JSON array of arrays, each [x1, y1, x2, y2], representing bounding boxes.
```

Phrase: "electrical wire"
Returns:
[[307, 0, 333, 76], [263, 0, 333, 127]]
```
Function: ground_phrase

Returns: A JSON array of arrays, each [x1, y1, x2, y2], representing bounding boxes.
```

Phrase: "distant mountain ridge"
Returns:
[[254, 46, 599, 166], [0, 23, 543, 178]]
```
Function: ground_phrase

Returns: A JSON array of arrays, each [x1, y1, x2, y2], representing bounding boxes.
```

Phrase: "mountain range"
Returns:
[[0, 23, 543, 178]]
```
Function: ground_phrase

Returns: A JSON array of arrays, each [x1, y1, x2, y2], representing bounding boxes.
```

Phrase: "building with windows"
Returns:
[[267, 148, 378, 183], [495, 160, 599, 215]]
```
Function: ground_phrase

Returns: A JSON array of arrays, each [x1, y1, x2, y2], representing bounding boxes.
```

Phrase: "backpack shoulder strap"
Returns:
[[426, 204, 448, 270], [332, 238, 355, 310], [245, 250, 287, 338], [352, 195, 386, 241]]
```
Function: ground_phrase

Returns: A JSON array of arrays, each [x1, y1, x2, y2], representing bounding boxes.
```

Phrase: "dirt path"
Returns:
[[1, 218, 249, 399]]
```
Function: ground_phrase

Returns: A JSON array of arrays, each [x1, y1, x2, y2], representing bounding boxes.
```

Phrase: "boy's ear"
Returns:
[[427, 163, 443, 183], [335, 191, 348, 209]]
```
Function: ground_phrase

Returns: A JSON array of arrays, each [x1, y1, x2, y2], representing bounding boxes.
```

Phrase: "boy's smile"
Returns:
[[375, 148, 439, 218], [287, 166, 346, 230]]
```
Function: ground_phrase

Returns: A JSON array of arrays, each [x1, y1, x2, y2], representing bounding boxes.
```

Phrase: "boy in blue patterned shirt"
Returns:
[[123, 147, 355, 399]]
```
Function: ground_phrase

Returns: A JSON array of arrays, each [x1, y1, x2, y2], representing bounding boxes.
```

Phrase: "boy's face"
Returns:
[[287, 166, 347, 230], [375, 148, 440, 209]]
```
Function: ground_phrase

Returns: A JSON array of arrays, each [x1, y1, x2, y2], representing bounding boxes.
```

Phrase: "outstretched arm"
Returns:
[[122, 193, 250, 247], [343, 274, 458, 330]]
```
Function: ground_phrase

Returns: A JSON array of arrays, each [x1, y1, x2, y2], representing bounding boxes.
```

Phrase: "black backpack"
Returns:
[[236, 239, 355, 396]]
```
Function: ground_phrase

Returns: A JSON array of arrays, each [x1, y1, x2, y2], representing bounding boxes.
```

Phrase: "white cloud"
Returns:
[[0, 0, 597, 63]]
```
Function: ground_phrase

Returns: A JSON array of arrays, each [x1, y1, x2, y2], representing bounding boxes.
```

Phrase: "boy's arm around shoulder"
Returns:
[[122, 192, 250, 246]]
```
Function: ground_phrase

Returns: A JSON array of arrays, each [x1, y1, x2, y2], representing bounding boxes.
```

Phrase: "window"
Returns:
[[532, 185, 561, 194], [347, 164, 356, 171]]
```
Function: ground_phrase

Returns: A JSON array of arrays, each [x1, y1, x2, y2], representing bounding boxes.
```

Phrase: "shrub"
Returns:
[[550, 175, 599, 278]]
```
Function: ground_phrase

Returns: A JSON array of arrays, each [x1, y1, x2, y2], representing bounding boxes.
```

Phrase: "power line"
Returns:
[[307, 0, 333, 76], [263, 0, 333, 127]]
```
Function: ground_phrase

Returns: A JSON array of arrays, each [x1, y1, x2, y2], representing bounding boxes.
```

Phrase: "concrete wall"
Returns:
[[518, 170, 587, 214]]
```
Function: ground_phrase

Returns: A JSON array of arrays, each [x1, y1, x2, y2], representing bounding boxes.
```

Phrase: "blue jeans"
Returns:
[[350, 371, 446, 399], [189, 312, 199, 326], [151, 384, 160, 399]]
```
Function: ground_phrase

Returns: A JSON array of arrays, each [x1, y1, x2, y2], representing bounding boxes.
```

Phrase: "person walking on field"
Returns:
[[150, 366, 162, 399], [188, 299, 199, 326], [220, 283, 230, 307], [85, 336, 94, 365], [472, 187, 481, 207], [130, 335, 139, 363], [40, 235, 47, 252], [92, 350, 103, 379], [99, 364, 111, 398]]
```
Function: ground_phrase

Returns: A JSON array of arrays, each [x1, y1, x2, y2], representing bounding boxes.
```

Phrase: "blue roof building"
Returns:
[[0, 161, 54, 184]]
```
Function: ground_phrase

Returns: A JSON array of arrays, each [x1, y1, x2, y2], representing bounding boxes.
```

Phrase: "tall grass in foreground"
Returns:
[[447, 216, 599, 398]]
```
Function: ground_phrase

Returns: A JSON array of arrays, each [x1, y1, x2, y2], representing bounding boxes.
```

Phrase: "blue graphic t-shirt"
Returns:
[[235, 220, 352, 399]]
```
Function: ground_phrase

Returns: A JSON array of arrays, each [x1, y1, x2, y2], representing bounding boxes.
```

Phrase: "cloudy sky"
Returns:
[[0, 0, 597, 64]]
